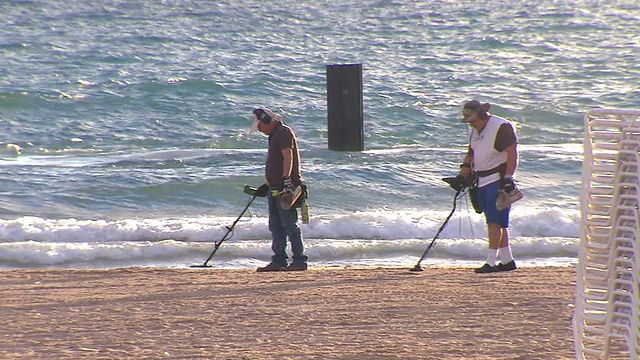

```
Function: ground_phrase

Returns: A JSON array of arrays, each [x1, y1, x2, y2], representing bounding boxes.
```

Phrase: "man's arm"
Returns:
[[459, 148, 473, 177], [504, 144, 517, 177], [495, 123, 518, 176], [281, 148, 293, 178]]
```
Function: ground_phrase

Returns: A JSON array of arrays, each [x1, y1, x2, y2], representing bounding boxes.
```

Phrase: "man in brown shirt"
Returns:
[[250, 107, 308, 272]]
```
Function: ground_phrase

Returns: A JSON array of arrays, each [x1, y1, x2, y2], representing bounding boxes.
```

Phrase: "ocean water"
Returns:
[[1, 0, 638, 269]]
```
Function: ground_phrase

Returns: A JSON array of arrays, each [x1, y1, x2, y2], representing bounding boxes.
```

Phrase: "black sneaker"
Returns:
[[282, 262, 308, 271], [496, 260, 517, 272], [256, 262, 286, 272], [474, 263, 498, 273]]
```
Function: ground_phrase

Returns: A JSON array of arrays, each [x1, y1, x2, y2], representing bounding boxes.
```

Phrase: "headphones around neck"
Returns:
[[253, 108, 272, 124]]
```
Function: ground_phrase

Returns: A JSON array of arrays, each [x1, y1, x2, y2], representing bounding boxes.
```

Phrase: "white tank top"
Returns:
[[469, 115, 510, 187]]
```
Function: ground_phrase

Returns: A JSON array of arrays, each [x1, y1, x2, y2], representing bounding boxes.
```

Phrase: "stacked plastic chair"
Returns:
[[575, 109, 640, 359]]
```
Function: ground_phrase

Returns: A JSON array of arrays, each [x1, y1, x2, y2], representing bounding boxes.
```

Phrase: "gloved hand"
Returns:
[[496, 176, 523, 210], [442, 175, 469, 191], [283, 177, 294, 192], [500, 176, 517, 193], [255, 184, 269, 197], [243, 184, 270, 197]]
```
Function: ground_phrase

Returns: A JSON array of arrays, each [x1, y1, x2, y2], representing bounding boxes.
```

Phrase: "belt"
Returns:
[[474, 163, 506, 178]]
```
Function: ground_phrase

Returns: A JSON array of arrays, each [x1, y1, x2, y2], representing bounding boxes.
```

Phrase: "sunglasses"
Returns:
[[462, 111, 482, 123]]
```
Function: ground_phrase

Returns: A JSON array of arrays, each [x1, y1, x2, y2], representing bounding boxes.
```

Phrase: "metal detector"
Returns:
[[191, 188, 259, 268], [410, 182, 469, 272]]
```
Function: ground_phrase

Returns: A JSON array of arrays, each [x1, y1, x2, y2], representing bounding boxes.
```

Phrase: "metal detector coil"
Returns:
[[191, 188, 258, 268], [410, 184, 469, 272]]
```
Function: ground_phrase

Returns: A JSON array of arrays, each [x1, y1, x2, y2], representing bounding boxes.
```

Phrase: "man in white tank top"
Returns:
[[457, 100, 521, 273]]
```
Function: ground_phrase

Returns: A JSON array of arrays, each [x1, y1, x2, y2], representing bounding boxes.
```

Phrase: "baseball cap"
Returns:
[[248, 107, 281, 134], [462, 100, 490, 123]]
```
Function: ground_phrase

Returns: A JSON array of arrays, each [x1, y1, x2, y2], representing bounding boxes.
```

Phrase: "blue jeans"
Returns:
[[267, 191, 308, 265]]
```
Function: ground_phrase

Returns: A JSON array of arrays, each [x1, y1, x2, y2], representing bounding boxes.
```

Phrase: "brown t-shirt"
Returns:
[[494, 123, 517, 152], [266, 122, 302, 190]]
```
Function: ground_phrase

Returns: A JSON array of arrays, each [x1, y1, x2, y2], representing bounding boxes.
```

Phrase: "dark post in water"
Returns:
[[326, 64, 363, 151]]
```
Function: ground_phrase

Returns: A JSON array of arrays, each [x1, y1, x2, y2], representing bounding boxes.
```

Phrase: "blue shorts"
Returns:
[[473, 180, 510, 227]]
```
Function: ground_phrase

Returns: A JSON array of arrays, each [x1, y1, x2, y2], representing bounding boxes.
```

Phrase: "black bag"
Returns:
[[467, 175, 482, 214]]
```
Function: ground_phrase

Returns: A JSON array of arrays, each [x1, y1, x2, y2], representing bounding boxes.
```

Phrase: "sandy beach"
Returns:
[[0, 266, 578, 360]]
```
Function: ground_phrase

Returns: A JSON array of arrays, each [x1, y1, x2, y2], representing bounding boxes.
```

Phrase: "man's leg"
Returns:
[[278, 206, 307, 265], [486, 222, 502, 266], [498, 227, 514, 263], [267, 194, 288, 266], [475, 181, 510, 273], [496, 226, 516, 271]]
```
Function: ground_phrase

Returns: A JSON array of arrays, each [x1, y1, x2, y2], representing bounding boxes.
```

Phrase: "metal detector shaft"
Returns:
[[412, 188, 463, 270], [195, 194, 258, 267]]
